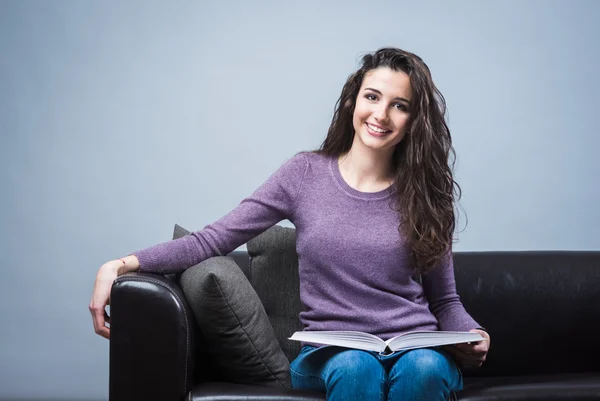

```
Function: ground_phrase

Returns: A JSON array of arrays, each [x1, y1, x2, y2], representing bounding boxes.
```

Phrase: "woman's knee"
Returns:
[[324, 350, 385, 400], [321, 349, 383, 388], [390, 348, 457, 383], [325, 349, 382, 379]]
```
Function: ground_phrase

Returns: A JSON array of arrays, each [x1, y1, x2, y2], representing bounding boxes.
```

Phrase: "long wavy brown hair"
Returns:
[[315, 47, 462, 275]]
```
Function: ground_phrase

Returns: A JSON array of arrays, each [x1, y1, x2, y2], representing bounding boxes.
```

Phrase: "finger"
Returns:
[[457, 340, 489, 355], [454, 351, 485, 366], [465, 346, 487, 356], [452, 344, 478, 356], [443, 345, 477, 359], [453, 342, 472, 352], [90, 303, 110, 339], [94, 307, 109, 338], [96, 311, 110, 339], [468, 338, 489, 352], [452, 348, 474, 361], [451, 347, 486, 363], [455, 342, 486, 354], [471, 343, 489, 354]]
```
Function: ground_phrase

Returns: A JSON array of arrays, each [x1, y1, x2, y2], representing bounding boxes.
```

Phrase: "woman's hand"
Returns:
[[89, 261, 121, 339], [89, 256, 139, 339], [444, 329, 490, 369]]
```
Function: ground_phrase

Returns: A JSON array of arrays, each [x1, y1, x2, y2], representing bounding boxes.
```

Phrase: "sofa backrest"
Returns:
[[454, 251, 600, 377]]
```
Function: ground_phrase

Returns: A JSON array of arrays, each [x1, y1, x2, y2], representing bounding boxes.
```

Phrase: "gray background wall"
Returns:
[[1, 0, 599, 399]]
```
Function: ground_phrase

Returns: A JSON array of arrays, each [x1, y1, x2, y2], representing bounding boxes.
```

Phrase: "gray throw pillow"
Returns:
[[173, 224, 291, 388], [246, 225, 304, 362]]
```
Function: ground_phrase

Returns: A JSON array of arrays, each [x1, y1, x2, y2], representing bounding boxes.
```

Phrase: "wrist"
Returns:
[[115, 255, 140, 275]]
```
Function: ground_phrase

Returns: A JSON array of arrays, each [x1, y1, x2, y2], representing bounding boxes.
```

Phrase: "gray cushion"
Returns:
[[172, 223, 191, 240], [174, 225, 291, 388], [247, 225, 304, 362]]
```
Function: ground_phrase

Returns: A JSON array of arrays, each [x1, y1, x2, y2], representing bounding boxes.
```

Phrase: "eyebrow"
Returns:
[[364, 88, 411, 104]]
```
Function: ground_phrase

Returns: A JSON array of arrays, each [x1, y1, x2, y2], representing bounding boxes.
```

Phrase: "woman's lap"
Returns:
[[290, 345, 462, 401]]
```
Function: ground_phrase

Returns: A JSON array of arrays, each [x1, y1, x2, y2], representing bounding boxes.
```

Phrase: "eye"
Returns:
[[394, 103, 409, 112], [365, 93, 378, 101]]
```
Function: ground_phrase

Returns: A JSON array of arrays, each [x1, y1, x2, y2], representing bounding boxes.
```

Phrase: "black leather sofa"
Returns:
[[109, 226, 600, 400]]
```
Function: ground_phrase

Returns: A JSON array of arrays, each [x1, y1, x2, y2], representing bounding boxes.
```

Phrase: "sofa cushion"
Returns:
[[190, 382, 325, 400], [458, 372, 600, 400], [246, 225, 304, 362], [174, 225, 291, 388]]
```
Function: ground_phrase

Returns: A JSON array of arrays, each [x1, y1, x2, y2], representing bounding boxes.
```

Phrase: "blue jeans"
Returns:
[[290, 345, 462, 401]]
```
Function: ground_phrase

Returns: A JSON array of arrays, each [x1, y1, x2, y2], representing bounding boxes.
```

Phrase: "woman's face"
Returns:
[[352, 67, 412, 156]]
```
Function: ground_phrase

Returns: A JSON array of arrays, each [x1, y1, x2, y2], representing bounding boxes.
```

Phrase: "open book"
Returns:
[[289, 330, 484, 354]]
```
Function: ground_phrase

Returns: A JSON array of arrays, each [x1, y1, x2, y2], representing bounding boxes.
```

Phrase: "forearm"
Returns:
[[423, 254, 480, 332], [430, 297, 481, 332]]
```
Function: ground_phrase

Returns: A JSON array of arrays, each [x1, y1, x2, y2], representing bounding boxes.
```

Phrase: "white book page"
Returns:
[[289, 331, 386, 353], [386, 331, 483, 351]]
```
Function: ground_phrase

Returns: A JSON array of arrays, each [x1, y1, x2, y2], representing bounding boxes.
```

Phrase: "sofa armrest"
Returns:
[[109, 272, 196, 401]]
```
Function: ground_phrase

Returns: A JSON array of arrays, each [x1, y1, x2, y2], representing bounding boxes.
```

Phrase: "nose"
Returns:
[[373, 104, 389, 122]]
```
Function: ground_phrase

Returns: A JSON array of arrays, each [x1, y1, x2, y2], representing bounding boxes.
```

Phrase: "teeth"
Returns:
[[367, 123, 389, 133]]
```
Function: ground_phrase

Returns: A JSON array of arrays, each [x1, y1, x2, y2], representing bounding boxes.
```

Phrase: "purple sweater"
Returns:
[[134, 152, 480, 339]]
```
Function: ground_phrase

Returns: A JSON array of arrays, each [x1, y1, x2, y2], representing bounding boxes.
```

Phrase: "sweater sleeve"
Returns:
[[133, 153, 308, 273], [421, 250, 481, 332]]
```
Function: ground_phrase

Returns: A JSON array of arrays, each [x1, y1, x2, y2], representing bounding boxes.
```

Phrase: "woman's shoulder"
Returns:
[[288, 150, 333, 168], [272, 151, 333, 185]]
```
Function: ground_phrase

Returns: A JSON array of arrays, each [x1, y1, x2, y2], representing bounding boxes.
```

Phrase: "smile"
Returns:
[[366, 123, 392, 135]]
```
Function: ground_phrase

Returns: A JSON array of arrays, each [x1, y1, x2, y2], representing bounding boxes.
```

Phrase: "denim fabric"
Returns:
[[290, 345, 462, 401]]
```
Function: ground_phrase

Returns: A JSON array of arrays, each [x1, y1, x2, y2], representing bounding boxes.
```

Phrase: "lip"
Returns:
[[366, 122, 391, 137]]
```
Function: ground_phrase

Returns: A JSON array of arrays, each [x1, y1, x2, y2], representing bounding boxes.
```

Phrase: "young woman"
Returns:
[[91, 47, 490, 400]]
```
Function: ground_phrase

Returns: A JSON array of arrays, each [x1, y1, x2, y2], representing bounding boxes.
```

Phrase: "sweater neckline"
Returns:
[[328, 155, 397, 200]]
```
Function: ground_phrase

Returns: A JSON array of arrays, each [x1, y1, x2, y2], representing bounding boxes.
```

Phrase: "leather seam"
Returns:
[[212, 275, 287, 387], [115, 276, 189, 396]]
